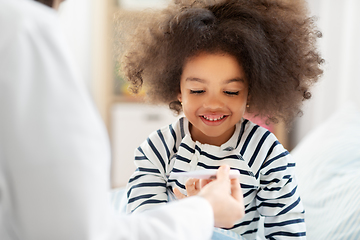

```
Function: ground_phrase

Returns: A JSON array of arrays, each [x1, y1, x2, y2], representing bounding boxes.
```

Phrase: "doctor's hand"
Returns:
[[198, 165, 245, 228]]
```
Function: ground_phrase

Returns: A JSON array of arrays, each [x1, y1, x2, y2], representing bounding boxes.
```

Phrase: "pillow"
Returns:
[[291, 102, 360, 240]]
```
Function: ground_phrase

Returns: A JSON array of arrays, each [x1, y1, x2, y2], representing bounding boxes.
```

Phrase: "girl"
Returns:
[[121, 0, 323, 239]]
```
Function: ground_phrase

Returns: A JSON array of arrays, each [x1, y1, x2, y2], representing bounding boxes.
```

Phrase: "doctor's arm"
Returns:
[[0, 1, 243, 240]]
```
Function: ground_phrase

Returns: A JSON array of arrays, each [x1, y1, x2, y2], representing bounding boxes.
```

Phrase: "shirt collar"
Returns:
[[181, 117, 243, 152]]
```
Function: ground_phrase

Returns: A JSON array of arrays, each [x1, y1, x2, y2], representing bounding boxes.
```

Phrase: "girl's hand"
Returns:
[[174, 178, 209, 199], [174, 165, 245, 228]]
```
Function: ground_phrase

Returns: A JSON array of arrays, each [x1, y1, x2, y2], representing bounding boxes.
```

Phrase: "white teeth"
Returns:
[[203, 115, 225, 121]]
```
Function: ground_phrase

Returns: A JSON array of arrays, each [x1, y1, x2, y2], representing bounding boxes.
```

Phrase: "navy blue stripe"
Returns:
[[195, 145, 201, 153], [243, 189, 256, 198], [132, 199, 168, 213], [240, 125, 259, 156], [260, 178, 281, 185], [266, 231, 306, 238], [176, 155, 191, 163], [225, 217, 260, 229], [242, 228, 258, 235], [264, 166, 287, 175], [260, 175, 293, 188], [245, 206, 258, 214], [256, 186, 297, 201], [135, 156, 147, 160], [239, 169, 254, 176], [263, 187, 282, 191], [136, 167, 161, 174], [157, 130, 171, 160], [236, 119, 249, 148], [179, 142, 195, 154], [168, 179, 185, 189], [201, 151, 240, 161], [171, 167, 185, 173], [255, 140, 280, 179], [255, 170, 261, 180], [276, 185, 297, 199], [264, 218, 304, 228], [169, 124, 178, 154], [179, 117, 185, 138], [255, 167, 261, 179], [197, 162, 219, 169], [127, 182, 166, 198], [128, 174, 147, 183], [137, 146, 145, 155], [264, 162, 295, 175], [147, 138, 166, 171], [249, 131, 270, 167], [278, 197, 301, 215], [128, 194, 156, 204], [258, 202, 285, 208], [265, 141, 280, 161], [262, 151, 289, 169], [240, 183, 258, 189], [284, 177, 293, 186]]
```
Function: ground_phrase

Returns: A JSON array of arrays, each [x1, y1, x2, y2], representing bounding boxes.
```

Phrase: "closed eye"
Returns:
[[190, 90, 205, 94], [224, 91, 239, 96]]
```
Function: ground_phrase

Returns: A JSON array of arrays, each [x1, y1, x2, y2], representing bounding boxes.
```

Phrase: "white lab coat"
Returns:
[[0, 0, 214, 239]]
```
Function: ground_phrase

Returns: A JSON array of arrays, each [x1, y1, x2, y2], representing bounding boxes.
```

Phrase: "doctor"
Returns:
[[0, 0, 245, 239]]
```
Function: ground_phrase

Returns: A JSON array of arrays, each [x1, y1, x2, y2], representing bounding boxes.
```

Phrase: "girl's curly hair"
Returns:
[[121, 0, 324, 124]]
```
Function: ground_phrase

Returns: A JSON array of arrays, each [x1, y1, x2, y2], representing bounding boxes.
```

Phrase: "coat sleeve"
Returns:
[[256, 138, 306, 240], [0, 1, 213, 240]]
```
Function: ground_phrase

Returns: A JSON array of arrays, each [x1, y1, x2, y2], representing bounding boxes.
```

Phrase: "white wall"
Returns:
[[118, 0, 169, 10], [111, 103, 182, 187], [293, 0, 360, 146]]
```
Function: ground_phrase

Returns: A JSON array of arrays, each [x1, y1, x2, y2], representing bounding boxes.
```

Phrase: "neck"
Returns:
[[189, 124, 235, 147]]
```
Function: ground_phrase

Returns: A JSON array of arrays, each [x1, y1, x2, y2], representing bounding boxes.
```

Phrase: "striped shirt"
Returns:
[[125, 117, 306, 239]]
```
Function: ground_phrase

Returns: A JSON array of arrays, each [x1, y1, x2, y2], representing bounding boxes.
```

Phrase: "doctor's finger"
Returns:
[[230, 178, 244, 203], [215, 165, 230, 182], [200, 179, 213, 188]]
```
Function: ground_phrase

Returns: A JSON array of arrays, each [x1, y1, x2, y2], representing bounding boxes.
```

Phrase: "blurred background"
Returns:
[[58, 0, 360, 188]]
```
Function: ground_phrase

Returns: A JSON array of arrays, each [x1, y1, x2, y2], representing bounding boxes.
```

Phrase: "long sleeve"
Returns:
[[0, 1, 214, 239], [125, 122, 181, 213], [256, 138, 306, 239], [227, 119, 306, 239]]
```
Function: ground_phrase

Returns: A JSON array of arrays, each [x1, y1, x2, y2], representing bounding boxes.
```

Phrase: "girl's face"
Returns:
[[178, 52, 249, 146]]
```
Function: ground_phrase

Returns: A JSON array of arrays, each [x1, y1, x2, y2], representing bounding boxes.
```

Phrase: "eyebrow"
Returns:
[[185, 77, 245, 84]]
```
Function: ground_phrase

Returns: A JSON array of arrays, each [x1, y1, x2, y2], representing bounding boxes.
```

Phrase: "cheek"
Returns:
[[182, 99, 199, 117], [228, 98, 247, 114], [181, 92, 195, 105], [183, 102, 196, 114]]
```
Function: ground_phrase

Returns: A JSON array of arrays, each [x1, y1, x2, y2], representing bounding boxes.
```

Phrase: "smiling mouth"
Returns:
[[201, 115, 227, 121]]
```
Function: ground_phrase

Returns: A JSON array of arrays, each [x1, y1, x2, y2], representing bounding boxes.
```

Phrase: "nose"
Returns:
[[203, 94, 224, 110]]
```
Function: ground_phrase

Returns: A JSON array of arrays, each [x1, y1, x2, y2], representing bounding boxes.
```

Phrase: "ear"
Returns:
[[177, 92, 182, 103], [247, 93, 251, 104]]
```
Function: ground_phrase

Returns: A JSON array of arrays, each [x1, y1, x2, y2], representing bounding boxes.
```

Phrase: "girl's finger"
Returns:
[[185, 178, 200, 196], [173, 187, 187, 199]]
